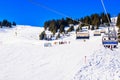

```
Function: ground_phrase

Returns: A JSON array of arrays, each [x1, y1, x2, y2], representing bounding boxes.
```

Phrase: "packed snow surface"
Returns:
[[0, 25, 120, 80]]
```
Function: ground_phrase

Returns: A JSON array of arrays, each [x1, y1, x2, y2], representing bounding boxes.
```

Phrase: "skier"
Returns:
[[15, 31, 17, 36], [110, 45, 113, 50]]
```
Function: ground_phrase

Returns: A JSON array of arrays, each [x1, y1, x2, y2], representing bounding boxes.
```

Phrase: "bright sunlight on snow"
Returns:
[[0, 25, 120, 80]]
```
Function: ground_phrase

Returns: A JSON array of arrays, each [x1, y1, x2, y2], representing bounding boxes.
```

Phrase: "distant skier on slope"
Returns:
[[15, 31, 17, 36]]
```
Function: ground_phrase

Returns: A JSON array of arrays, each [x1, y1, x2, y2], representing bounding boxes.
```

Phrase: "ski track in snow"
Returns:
[[73, 48, 120, 80], [0, 25, 120, 80]]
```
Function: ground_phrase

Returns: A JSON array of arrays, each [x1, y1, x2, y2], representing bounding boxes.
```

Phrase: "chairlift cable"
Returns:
[[28, 0, 113, 27], [100, 0, 111, 37], [100, 0, 111, 24], [28, 0, 112, 26], [27, 0, 85, 24], [100, 0, 118, 48], [28, 0, 71, 19]]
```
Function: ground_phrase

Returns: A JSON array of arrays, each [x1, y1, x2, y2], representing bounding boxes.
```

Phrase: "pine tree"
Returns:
[[59, 24, 65, 33], [6, 22, 12, 28], [49, 20, 57, 33], [2, 20, 8, 26], [100, 13, 111, 25], [56, 33, 60, 39], [117, 13, 120, 42], [66, 17, 73, 24], [39, 31, 46, 40], [91, 14, 100, 29], [84, 16, 91, 25], [117, 13, 120, 28], [67, 26, 74, 32], [0, 21, 2, 28], [0, 20, 14, 28], [12, 22, 16, 26]]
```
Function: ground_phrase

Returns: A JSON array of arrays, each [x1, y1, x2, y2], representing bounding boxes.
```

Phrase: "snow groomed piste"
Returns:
[[0, 0, 119, 79], [0, 24, 120, 80]]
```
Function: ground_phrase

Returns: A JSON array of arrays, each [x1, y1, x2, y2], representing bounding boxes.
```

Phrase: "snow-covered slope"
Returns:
[[73, 48, 120, 80], [0, 25, 120, 80]]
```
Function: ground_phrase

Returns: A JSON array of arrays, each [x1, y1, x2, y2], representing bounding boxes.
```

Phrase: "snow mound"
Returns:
[[73, 48, 120, 80]]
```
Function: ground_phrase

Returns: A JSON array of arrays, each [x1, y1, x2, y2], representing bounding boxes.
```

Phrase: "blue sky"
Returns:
[[0, 0, 120, 27]]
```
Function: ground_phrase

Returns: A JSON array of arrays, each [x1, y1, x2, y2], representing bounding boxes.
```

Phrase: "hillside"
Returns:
[[0, 25, 120, 80]]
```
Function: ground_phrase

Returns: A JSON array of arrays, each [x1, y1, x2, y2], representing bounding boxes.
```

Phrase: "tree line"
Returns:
[[117, 13, 120, 29], [39, 12, 111, 40], [44, 17, 79, 34], [43, 12, 110, 34], [80, 13, 111, 29], [0, 19, 16, 28], [116, 13, 120, 42]]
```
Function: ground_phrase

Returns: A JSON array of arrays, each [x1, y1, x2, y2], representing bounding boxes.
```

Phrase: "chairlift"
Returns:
[[100, 29, 106, 33], [76, 31, 90, 39], [100, 0, 118, 48], [94, 30, 101, 36], [102, 26, 118, 48]]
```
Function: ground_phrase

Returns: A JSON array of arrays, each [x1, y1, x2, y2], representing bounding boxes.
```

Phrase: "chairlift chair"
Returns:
[[76, 31, 90, 39], [94, 30, 101, 36], [102, 33, 118, 48]]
